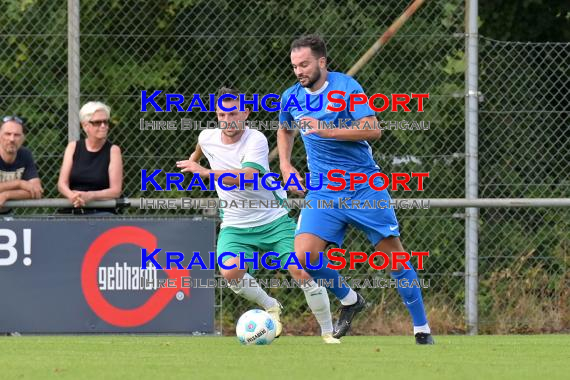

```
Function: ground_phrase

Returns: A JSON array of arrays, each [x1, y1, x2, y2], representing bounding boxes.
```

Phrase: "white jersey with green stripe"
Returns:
[[198, 128, 289, 228]]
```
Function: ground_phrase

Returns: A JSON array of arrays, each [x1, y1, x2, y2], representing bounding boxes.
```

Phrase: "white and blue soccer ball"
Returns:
[[236, 309, 276, 345]]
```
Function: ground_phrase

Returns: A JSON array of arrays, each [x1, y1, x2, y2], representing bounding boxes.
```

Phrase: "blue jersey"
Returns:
[[279, 72, 380, 192]]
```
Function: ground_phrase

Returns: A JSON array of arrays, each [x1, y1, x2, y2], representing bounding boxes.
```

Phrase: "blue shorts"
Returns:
[[295, 184, 400, 247]]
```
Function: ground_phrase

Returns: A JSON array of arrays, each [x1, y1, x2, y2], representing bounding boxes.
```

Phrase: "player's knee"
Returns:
[[294, 234, 326, 264], [288, 266, 310, 281], [294, 251, 308, 267], [221, 267, 246, 281], [293, 249, 320, 267], [307, 251, 323, 264]]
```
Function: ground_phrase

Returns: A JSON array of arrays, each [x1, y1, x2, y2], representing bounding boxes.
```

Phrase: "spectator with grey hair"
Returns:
[[57, 101, 123, 215]]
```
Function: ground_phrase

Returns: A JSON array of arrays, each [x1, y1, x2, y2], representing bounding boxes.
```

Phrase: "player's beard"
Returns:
[[298, 69, 321, 89]]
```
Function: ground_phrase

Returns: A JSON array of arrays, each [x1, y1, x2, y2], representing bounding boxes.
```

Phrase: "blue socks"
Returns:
[[391, 261, 428, 327], [303, 255, 430, 329]]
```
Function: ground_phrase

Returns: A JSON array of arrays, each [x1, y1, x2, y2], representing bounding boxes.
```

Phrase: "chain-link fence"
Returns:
[[0, 0, 567, 335], [477, 37, 569, 332]]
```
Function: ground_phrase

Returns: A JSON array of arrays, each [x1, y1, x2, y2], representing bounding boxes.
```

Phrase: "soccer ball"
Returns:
[[235, 309, 277, 345]]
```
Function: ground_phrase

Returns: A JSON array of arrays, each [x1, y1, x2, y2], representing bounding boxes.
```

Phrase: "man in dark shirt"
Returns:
[[0, 116, 43, 212]]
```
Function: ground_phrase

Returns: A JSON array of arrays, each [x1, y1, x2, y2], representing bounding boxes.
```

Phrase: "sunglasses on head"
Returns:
[[2, 115, 25, 126]]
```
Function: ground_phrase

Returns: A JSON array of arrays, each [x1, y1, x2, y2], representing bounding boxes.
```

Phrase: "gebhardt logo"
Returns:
[[98, 262, 159, 291], [81, 226, 189, 328]]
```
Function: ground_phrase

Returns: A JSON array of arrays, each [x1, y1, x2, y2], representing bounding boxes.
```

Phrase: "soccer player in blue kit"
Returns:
[[277, 35, 434, 344]]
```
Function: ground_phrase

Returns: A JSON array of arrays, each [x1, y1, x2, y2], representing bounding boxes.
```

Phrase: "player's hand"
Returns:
[[301, 117, 334, 138], [176, 159, 210, 177], [0, 193, 6, 207], [280, 164, 306, 197]]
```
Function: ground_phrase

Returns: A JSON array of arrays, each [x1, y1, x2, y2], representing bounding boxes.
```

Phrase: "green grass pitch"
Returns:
[[1, 335, 568, 379]]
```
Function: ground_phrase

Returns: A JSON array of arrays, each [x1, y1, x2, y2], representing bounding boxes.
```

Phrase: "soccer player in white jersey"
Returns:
[[177, 87, 351, 343]]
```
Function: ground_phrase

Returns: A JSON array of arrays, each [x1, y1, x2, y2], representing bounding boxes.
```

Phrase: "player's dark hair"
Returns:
[[217, 86, 253, 110], [217, 86, 241, 98], [290, 35, 327, 59]]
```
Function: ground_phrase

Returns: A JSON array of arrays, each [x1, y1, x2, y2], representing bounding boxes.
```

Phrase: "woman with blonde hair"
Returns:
[[58, 101, 122, 214]]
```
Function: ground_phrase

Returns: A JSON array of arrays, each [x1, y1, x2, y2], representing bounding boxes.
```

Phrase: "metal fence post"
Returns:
[[465, 0, 480, 335], [67, 0, 80, 141]]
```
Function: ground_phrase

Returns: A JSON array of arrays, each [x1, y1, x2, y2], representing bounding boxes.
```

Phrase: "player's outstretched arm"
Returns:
[[206, 167, 260, 186], [277, 126, 305, 196], [277, 127, 295, 169], [177, 143, 207, 177], [188, 143, 204, 163], [303, 116, 382, 141], [177, 143, 207, 175], [177, 143, 260, 187], [178, 163, 260, 187]]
